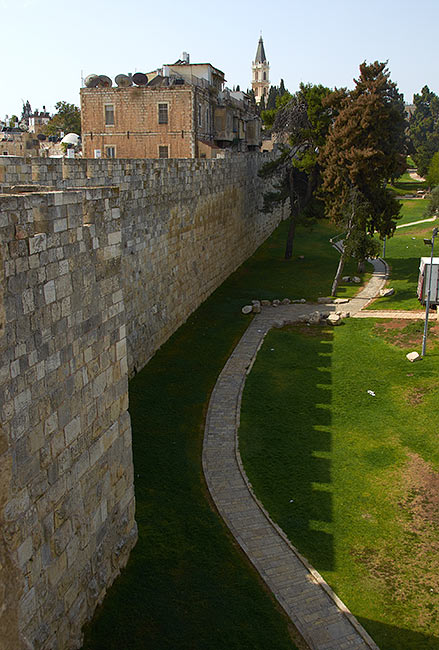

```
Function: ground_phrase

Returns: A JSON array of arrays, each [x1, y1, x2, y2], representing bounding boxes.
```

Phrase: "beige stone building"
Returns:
[[0, 129, 40, 157], [80, 56, 261, 159]]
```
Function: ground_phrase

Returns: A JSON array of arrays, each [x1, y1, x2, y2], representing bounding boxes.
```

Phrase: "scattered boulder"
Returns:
[[297, 314, 308, 322], [252, 303, 261, 314], [327, 313, 342, 326], [308, 311, 321, 324], [380, 288, 395, 297], [299, 255, 305, 259], [273, 319, 285, 328], [334, 298, 349, 304], [281, 298, 291, 305], [300, 298, 306, 303], [272, 299, 281, 307], [241, 305, 253, 315], [342, 276, 351, 282], [251, 300, 261, 306], [352, 276, 361, 284], [261, 300, 271, 306], [341, 311, 351, 319], [406, 351, 421, 362]]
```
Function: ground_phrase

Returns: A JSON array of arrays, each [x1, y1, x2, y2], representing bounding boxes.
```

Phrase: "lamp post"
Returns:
[[422, 227, 439, 356]]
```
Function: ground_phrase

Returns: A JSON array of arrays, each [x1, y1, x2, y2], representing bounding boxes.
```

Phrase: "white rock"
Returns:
[[352, 276, 361, 284], [334, 298, 349, 304], [380, 288, 395, 297], [252, 303, 261, 314], [327, 313, 342, 325], [272, 299, 281, 307], [281, 298, 291, 304], [318, 297, 333, 303], [241, 305, 253, 315], [251, 300, 261, 306], [406, 351, 421, 362], [342, 276, 351, 282]]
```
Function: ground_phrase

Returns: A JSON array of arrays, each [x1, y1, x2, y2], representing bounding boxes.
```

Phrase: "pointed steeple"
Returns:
[[255, 36, 266, 64]]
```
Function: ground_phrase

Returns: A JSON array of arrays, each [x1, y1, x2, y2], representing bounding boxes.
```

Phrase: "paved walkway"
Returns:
[[203, 256, 426, 649], [396, 216, 436, 229]]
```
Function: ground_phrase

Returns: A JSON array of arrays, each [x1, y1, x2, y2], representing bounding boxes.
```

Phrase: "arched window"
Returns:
[[263, 72, 266, 81], [255, 71, 258, 81]]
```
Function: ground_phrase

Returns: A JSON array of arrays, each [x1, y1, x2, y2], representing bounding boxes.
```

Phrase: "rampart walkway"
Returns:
[[203, 256, 423, 650]]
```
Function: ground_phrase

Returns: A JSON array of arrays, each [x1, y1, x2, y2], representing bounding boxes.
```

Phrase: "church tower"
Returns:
[[252, 35, 270, 103]]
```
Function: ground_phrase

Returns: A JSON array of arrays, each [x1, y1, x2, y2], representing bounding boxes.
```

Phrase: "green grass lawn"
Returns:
[[389, 174, 428, 196], [368, 219, 438, 311], [397, 198, 431, 225], [81, 217, 365, 650], [239, 319, 439, 650]]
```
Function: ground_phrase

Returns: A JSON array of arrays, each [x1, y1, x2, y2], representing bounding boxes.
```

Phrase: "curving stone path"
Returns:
[[202, 256, 411, 650]]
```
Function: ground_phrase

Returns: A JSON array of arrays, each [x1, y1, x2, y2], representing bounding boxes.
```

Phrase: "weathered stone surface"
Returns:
[[242, 305, 253, 315], [272, 299, 281, 307], [252, 304, 261, 314], [342, 275, 351, 282], [261, 300, 271, 306], [334, 298, 349, 304], [352, 276, 361, 283], [308, 311, 321, 324], [407, 351, 421, 362], [318, 296, 333, 303], [281, 298, 291, 304], [0, 155, 285, 650]]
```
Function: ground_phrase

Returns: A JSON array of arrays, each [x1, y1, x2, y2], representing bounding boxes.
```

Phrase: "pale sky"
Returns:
[[2, 0, 438, 119]]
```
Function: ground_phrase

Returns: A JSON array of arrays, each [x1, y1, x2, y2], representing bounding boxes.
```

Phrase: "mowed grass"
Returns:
[[397, 198, 431, 225], [239, 319, 439, 650], [369, 220, 438, 311], [81, 217, 364, 650]]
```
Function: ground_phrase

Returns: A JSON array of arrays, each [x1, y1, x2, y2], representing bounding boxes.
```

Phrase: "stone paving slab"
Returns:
[[202, 255, 428, 650]]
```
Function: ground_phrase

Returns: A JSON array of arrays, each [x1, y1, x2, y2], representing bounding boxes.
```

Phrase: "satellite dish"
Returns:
[[115, 74, 133, 87], [84, 74, 99, 88], [132, 72, 148, 86], [96, 75, 112, 87]]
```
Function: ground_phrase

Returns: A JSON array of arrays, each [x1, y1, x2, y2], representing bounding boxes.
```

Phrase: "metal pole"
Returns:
[[382, 236, 386, 259], [422, 227, 439, 356]]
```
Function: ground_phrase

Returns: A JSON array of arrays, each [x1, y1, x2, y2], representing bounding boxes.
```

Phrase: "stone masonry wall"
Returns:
[[0, 188, 137, 649], [0, 155, 284, 374], [0, 154, 284, 649]]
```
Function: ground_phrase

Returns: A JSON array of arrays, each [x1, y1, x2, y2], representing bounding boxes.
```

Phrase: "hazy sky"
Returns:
[[2, 0, 438, 118]]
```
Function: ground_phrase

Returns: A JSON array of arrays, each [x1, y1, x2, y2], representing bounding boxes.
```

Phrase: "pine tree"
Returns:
[[319, 61, 407, 293], [409, 86, 439, 177]]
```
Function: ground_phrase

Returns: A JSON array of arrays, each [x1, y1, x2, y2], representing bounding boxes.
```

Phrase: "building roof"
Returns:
[[255, 36, 266, 63]]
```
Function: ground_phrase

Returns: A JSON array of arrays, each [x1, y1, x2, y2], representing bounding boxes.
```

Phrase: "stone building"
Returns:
[[0, 128, 40, 157], [252, 36, 270, 104], [28, 107, 51, 135], [80, 56, 261, 159]]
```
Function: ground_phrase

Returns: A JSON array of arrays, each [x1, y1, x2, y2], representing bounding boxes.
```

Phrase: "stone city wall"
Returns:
[[0, 155, 284, 374], [0, 154, 284, 649]]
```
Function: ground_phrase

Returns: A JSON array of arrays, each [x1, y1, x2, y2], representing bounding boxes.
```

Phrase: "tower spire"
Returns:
[[251, 35, 269, 103]]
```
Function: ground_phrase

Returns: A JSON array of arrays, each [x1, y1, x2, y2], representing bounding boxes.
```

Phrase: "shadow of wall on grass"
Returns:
[[358, 616, 439, 650], [257, 325, 335, 573]]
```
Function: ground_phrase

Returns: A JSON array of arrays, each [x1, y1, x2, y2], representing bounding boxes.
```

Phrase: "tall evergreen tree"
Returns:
[[409, 86, 439, 177], [319, 61, 407, 293]]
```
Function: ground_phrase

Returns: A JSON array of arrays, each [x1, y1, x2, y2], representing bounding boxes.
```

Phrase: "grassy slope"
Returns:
[[81, 218, 360, 650], [239, 319, 439, 650]]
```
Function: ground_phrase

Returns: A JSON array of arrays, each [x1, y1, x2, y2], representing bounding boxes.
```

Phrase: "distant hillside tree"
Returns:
[[45, 101, 81, 137], [409, 86, 439, 177]]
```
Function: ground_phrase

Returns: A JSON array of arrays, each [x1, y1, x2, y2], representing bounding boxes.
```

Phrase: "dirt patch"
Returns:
[[351, 453, 439, 630], [405, 387, 429, 406], [374, 319, 439, 348]]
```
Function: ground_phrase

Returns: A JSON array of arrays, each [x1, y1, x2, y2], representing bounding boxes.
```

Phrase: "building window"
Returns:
[[104, 105, 115, 126], [198, 104, 202, 127], [105, 146, 116, 158], [158, 103, 168, 124], [255, 71, 258, 81], [159, 145, 169, 158], [263, 71, 266, 81], [206, 107, 209, 130]]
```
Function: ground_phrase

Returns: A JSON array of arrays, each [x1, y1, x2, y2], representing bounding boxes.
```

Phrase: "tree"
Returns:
[[45, 101, 81, 137], [426, 185, 439, 216], [427, 152, 439, 188], [319, 61, 407, 293], [8, 115, 18, 128], [409, 86, 439, 177], [259, 83, 332, 258]]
